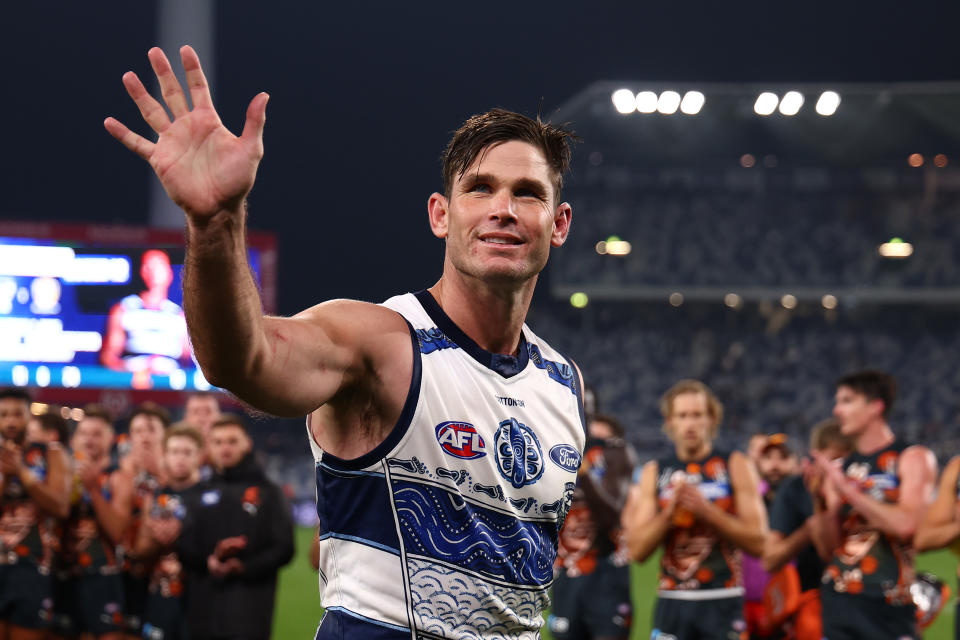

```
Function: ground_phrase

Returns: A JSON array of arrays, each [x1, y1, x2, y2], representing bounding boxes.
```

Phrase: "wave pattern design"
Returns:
[[392, 480, 557, 587], [407, 558, 546, 639]]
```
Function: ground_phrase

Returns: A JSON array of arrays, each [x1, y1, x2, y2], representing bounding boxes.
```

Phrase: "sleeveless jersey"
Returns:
[[147, 486, 189, 599], [655, 449, 742, 598], [307, 291, 585, 639], [822, 439, 914, 604], [0, 442, 57, 569], [60, 463, 121, 575], [119, 294, 186, 369]]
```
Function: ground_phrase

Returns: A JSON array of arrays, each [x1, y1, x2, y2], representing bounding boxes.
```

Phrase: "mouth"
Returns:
[[479, 234, 525, 248]]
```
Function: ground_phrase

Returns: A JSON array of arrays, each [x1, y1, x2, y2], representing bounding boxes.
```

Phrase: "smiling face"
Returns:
[[428, 140, 571, 287], [0, 397, 29, 444]]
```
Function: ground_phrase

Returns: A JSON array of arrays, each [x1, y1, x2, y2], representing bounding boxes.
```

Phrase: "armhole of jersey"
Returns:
[[314, 318, 423, 472], [555, 349, 587, 436]]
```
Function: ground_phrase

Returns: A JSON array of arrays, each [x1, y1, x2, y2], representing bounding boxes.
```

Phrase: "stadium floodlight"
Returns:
[[669, 292, 684, 307], [724, 293, 742, 308], [878, 238, 913, 258], [822, 294, 838, 310], [778, 91, 804, 116], [754, 92, 779, 116], [934, 154, 949, 168], [781, 294, 798, 310], [657, 91, 681, 115], [595, 241, 608, 255], [612, 89, 637, 114], [570, 292, 589, 309], [636, 91, 658, 113], [908, 153, 924, 168], [815, 91, 841, 116], [680, 91, 705, 115]]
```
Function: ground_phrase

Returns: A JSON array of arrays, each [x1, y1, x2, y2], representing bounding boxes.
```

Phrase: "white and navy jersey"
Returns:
[[308, 290, 586, 640]]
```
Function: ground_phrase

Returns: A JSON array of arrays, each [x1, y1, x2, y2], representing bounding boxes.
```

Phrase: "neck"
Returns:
[[169, 473, 198, 491], [855, 420, 895, 455], [429, 266, 535, 356], [141, 288, 168, 308], [677, 441, 712, 462]]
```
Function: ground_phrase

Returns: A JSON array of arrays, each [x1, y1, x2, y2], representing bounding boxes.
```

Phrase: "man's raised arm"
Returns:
[[105, 47, 407, 416]]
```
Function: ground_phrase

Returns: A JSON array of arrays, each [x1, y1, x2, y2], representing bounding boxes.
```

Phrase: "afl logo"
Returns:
[[435, 422, 487, 460], [549, 444, 582, 472], [495, 418, 544, 488]]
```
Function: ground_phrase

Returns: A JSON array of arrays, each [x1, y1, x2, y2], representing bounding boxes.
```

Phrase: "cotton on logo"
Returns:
[[435, 422, 487, 460]]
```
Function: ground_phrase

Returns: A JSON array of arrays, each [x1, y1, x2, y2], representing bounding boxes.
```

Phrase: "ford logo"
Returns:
[[549, 444, 582, 472]]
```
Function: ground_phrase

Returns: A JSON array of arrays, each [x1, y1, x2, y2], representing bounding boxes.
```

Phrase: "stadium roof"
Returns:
[[552, 82, 960, 168]]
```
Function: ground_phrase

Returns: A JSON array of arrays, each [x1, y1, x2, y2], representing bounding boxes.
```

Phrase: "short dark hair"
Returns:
[[441, 108, 577, 203], [129, 402, 171, 429], [164, 422, 204, 450], [836, 370, 896, 418], [34, 412, 70, 443], [0, 388, 32, 405], [591, 413, 624, 438], [211, 413, 249, 435], [81, 404, 114, 427]]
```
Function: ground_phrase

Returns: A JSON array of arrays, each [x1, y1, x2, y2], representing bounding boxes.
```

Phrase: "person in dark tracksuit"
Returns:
[[177, 415, 294, 640]]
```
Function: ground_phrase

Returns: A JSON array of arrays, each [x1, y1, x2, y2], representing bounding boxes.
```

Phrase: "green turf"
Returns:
[[272, 526, 958, 639]]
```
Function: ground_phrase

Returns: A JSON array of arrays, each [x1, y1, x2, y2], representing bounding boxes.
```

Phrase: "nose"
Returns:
[[488, 190, 518, 223], [832, 404, 841, 418]]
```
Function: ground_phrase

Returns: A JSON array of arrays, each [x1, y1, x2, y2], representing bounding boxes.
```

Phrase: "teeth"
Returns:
[[485, 238, 517, 245]]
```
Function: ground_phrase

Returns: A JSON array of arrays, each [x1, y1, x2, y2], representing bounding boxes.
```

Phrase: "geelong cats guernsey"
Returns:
[[307, 291, 586, 639]]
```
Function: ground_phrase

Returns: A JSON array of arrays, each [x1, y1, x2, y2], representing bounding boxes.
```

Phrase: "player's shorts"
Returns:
[[548, 556, 632, 639], [314, 608, 410, 639], [123, 572, 149, 634], [820, 589, 917, 640], [0, 561, 54, 629], [141, 593, 188, 640], [651, 594, 746, 640], [57, 572, 126, 636]]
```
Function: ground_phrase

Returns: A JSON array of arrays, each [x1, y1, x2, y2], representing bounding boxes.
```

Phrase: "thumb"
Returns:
[[241, 92, 269, 153]]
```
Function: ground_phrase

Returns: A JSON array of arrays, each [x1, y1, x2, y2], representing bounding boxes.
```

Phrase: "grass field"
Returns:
[[272, 526, 958, 639]]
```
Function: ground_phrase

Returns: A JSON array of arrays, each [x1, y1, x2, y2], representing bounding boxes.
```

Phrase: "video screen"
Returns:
[[0, 226, 275, 392]]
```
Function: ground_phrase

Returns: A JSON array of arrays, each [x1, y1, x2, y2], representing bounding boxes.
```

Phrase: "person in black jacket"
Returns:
[[177, 414, 294, 640]]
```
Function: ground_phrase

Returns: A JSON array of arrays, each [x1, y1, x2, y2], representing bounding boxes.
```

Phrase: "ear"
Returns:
[[427, 193, 449, 239], [551, 202, 573, 248]]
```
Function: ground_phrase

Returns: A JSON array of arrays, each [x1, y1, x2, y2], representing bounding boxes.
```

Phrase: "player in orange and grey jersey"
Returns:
[[809, 370, 936, 640], [549, 414, 637, 640], [55, 405, 134, 640], [623, 380, 766, 640], [0, 389, 71, 640], [135, 423, 203, 640]]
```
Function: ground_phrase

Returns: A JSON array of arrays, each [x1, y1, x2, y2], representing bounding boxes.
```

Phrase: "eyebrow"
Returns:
[[462, 173, 550, 197]]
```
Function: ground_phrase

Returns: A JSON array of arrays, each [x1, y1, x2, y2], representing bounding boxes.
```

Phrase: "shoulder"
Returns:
[[899, 444, 937, 477]]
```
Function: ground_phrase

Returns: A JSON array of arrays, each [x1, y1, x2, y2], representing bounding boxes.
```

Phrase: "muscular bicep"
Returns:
[[226, 300, 411, 417]]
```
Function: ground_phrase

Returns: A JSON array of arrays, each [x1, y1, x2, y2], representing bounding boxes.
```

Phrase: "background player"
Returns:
[[550, 414, 636, 640], [624, 379, 766, 640], [105, 45, 583, 638], [0, 389, 70, 640], [810, 370, 936, 640], [761, 419, 853, 640]]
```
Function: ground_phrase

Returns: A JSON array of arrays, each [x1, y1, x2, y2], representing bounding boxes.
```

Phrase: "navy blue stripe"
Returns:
[[414, 289, 530, 378], [554, 349, 586, 435], [321, 319, 422, 471], [315, 465, 401, 552], [315, 608, 410, 640]]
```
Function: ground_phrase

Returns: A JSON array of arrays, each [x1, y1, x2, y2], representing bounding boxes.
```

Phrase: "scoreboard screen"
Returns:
[[0, 222, 276, 392]]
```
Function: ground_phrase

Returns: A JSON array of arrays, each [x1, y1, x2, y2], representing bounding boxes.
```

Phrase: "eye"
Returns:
[[515, 188, 544, 200], [469, 183, 491, 194]]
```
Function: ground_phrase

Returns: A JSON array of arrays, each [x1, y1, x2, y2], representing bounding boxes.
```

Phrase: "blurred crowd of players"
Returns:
[[0, 390, 293, 640], [5, 368, 960, 640], [551, 370, 957, 640]]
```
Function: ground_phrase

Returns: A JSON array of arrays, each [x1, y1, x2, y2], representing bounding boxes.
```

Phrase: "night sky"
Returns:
[[3, 1, 958, 316]]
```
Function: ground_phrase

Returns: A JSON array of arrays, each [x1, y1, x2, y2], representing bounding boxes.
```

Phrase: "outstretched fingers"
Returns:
[[122, 71, 172, 134], [241, 93, 270, 155], [103, 117, 156, 161], [180, 46, 214, 111], [148, 47, 190, 118]]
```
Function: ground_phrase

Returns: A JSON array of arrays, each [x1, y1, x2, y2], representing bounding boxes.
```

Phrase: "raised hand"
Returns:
[[104, 46, 268, 220]]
